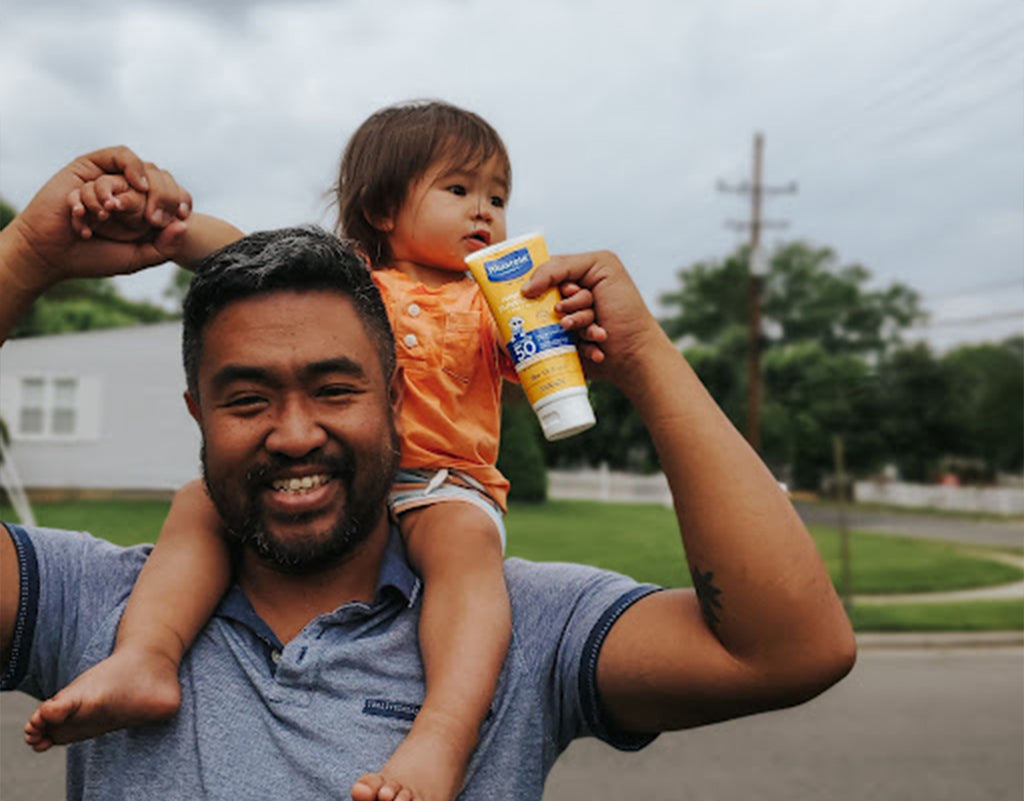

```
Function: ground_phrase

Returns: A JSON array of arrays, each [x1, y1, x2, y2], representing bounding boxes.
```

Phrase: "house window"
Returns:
[[52, 378, 79, 435], [16, 376, 82, 438], [18, 378, 45, 435]]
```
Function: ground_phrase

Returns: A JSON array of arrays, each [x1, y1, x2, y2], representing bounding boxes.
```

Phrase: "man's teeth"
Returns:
[[272, 475, 330, 493]]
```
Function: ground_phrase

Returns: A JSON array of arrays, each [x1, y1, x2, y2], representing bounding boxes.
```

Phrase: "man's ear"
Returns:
[[184, 390, 202, 425]]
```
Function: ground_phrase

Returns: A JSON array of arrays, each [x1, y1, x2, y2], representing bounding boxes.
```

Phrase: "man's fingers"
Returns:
[[555, 286, 594, 314], [78, 145, 149, 189]]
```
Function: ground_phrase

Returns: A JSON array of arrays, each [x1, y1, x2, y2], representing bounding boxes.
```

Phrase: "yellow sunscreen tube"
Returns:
[[465, 232, 596, 441]]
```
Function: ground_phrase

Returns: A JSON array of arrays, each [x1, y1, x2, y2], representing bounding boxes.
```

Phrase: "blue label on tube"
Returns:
[[507, 323, 574, 367], [484, 247, 534, 282]]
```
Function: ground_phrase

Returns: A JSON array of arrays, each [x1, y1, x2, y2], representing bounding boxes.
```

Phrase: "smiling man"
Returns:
[[0, 147, 856, 800]]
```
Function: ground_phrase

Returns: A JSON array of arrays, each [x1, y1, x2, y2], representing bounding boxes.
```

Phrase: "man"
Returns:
[[0, 147, 856, 799]]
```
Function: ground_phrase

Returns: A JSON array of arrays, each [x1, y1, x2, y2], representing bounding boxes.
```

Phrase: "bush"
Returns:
[[498, 399, 547, 503]]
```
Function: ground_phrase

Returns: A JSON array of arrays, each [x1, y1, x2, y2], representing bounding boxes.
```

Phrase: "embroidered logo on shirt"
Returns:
[[362, 698, 422, 721]]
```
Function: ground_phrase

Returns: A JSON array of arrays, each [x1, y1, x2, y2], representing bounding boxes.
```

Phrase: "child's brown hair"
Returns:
[[335, 100, 511, 267]]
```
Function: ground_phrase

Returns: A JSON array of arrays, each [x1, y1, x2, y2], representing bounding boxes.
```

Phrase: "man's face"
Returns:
[[186, 290, 402, 573]]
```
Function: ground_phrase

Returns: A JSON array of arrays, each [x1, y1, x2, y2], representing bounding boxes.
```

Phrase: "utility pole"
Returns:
[[717, 133, 797, 452]]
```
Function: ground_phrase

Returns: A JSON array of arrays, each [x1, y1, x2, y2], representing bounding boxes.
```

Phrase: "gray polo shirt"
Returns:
[[2, 523, 660, 800]]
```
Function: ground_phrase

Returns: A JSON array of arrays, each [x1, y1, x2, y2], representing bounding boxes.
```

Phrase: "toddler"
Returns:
[[28, 101, 603, 801]]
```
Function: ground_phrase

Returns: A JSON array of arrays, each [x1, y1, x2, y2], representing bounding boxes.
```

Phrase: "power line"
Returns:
[[924, 278, 1024, 301], [909, 310, 1024, 329]]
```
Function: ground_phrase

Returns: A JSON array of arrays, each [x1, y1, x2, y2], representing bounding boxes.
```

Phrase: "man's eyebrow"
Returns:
[[304, 358, 368, 380], [210, 365, 280, 392]]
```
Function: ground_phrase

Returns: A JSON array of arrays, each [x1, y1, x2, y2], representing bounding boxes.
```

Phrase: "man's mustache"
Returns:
[[244, 450, 356, 491]]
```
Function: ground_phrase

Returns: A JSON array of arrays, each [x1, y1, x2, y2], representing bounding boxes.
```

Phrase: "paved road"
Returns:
[[794, 500, 1024, 549], [544, 644, 1023, 801], [3, 645, 1021, 801]]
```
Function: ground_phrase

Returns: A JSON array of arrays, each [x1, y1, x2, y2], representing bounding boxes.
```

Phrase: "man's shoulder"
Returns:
[[5, 522, 151, 588], [502, 557, 656, 632]]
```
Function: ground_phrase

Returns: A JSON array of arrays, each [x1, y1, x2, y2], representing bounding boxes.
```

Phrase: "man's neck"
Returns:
[[236, 524, 390, 644]]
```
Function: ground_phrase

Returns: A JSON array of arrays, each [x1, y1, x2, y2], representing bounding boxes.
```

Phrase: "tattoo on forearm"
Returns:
[[691, 565, 723, 631]]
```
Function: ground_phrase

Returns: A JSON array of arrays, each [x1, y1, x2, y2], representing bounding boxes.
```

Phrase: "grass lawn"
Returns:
[[4, 497, 1021, 631]]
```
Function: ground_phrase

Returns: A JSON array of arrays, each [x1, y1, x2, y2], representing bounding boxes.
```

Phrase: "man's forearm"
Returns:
[[621, 332, 850, 663], [0, 222, 50, 344]]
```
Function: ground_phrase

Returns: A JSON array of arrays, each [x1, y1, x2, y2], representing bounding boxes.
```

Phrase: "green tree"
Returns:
[[661, 242, 924, 356], [0, 197, 16, 230], [875, 343, 961, 482], [658, 241, 924, 489], [942, 337, 1023, 473], [497, 391, 548, 502], [164, 266, 194, 308], [544, 381, 657, 473]]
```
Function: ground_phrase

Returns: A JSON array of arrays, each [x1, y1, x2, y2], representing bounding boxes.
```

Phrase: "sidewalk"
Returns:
[[856, 631, 1023, 649]]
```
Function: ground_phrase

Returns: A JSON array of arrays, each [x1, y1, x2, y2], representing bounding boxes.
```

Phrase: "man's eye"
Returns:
[[225, 395, 266, 411], [447, 184, 467, 196], [318, 385, 357, 399]]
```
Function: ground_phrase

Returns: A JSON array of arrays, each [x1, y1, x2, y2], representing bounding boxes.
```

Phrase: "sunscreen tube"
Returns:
[[465, 232, 596, 441]]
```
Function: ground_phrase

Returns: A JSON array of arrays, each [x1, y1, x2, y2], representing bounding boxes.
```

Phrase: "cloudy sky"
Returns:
[[2, 0, 1021, 351]]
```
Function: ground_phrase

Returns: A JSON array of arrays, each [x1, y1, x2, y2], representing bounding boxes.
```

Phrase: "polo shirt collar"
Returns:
[[216, 524, 420, 645]]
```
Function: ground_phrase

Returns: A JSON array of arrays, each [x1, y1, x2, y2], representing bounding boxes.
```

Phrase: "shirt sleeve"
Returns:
[[1, 524, 148, 700], [504, 558, 663, 752]]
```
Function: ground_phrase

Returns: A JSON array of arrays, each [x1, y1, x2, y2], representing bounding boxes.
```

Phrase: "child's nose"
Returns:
[[472, 197, 493, 221]]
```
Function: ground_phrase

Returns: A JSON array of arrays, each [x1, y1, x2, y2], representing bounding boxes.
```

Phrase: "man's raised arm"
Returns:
[[0, 146, 190, 343], [523, 252, 856, 733]]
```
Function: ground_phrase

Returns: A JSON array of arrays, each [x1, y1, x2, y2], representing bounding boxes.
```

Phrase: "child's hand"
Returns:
[[68, 175, 151, 243], [554, 281, 609, 364]]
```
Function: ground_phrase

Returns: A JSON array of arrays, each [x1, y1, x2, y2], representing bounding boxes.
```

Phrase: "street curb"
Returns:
[[856, 631, 1023, 650]]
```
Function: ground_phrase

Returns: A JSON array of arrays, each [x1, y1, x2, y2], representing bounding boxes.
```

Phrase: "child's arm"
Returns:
[[115, 480, 232, 664], [69, 178, 245, 268]]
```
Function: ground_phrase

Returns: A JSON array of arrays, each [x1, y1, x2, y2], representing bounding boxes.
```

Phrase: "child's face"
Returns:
[[384, 154, 508, 276]]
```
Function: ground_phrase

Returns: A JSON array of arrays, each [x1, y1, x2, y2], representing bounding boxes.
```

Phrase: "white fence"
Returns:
[[854, 480, 1024, 516], [548, 466, 673, 506], [548, 467, 1023, 517]]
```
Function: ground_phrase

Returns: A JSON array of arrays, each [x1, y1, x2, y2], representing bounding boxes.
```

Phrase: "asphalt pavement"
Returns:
[[793, 500, 1024, 549]]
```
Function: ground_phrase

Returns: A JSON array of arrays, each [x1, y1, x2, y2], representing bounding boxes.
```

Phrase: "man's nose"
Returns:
[[265, 398, 328, 457]]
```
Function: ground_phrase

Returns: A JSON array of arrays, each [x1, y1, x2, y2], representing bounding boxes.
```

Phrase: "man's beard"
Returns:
[[200, 429, 400, 574]]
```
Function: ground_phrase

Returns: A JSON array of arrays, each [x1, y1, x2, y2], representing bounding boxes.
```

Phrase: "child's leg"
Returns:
[[352, 501, 510, 801], [24, 480, 231, 751]]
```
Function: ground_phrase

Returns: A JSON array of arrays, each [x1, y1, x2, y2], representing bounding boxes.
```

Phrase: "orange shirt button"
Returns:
[[407, 303, 422, 317], [403, 333, 419, 348]]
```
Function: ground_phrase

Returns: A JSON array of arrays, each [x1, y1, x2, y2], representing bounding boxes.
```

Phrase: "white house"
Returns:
[[0, 322, 200, 497]]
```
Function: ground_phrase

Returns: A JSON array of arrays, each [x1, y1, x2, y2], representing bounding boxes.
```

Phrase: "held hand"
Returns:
[[522, 251, 671, 383], [69, 175, 150, 243], [2, 146, 191, 295]]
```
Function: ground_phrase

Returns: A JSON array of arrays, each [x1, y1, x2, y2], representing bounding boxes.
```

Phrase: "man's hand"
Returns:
[[0, 146, 192, 343], [522, 251, 672, 386], [2, 146, 191, 294]]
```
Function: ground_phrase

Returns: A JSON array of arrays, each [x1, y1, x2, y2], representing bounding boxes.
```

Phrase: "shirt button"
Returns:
[[404, 333, 419, 348], [271, 650, 282, 664], [407, 303, 422, 317]]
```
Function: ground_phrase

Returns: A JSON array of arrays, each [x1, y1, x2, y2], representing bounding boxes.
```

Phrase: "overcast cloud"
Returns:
[[2, 0, 1021, 350]]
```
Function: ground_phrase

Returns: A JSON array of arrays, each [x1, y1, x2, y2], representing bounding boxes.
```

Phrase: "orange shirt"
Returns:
[[371, 269, 518, 510]]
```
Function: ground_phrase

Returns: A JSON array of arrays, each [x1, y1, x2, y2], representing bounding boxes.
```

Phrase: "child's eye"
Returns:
[[447, 185, 467, 196], [490, 196, 506, 209]]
